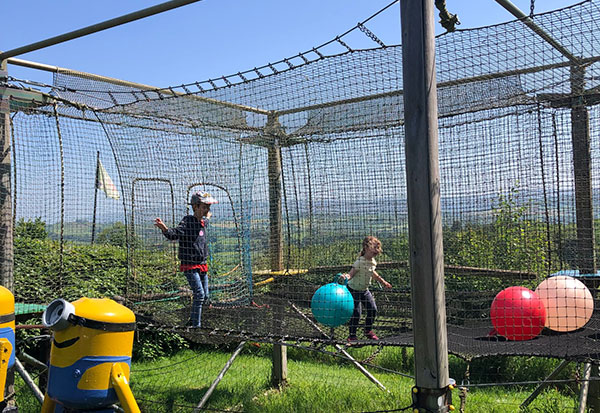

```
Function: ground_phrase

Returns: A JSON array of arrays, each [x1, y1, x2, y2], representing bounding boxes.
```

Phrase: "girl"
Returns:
[[341, 236, 392, 341]]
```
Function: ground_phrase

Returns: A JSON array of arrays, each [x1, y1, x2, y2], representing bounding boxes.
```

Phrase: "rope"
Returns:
[[435, 0, 460, 33], [10, 114, 17, 239], [459, 386, 468, 413], [91, 109, 131, 286], [52, 103, 65, 288], [459, 360, 470, 413]]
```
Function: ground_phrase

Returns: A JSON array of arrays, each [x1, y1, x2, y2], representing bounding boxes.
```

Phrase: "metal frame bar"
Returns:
[[6, 57, 269, 115], [0, 0, 204, 62], [494, 0, 581, 64]]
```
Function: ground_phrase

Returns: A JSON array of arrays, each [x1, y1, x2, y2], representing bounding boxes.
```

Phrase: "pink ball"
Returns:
[[490, 286, 546, 341], [535, 275, 594, 332]]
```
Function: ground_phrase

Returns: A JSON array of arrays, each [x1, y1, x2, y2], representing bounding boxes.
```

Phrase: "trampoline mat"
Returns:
[[383, 313, 600, 360]]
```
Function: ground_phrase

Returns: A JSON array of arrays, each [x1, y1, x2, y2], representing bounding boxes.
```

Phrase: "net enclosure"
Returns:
[[3, 0, 600, 368]]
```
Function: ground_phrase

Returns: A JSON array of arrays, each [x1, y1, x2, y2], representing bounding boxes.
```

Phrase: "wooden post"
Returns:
[[271, 341, 287, 388], [0, 60, 16, 413], [572, 65, 600, 411], [400, 1, 450, 412], [570, 66, 597, 277], [265, 114, 287, 387], [267, 115, 283, 272], [0, 61, 13, 292], [579, 362, 593, 413]]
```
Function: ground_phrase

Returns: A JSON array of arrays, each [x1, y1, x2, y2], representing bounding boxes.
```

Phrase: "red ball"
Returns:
[[490, 286, 546, 341]]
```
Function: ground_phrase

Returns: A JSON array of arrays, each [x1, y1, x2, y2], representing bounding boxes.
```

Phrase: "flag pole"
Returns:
[[91, 151, 100, 244]]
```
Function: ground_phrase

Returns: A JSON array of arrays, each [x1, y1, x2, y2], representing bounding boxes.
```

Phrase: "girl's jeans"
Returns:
[[347, 286, 377, 336], [185, 270, 209, 327]]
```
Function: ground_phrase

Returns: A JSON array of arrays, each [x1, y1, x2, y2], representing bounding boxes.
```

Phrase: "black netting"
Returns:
[[5, 1, 600, 411]]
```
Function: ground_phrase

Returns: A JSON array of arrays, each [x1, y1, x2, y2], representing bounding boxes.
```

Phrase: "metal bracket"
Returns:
[[411, 383, 454, 413]]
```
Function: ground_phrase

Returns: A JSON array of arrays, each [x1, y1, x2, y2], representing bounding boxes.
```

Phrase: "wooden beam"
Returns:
[[267, 115, 284, 272], [401, 0, 450, 411], [0, 68, 15, 293], [570, 66, 597, 277]]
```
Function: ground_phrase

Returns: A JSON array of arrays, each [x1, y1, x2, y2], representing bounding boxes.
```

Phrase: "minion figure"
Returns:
[[41, 297, 140, 413], [0, 286, 15, 403]]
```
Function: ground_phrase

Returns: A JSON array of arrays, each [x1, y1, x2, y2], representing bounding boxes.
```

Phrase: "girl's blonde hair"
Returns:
[[360, 236, 382, 256]]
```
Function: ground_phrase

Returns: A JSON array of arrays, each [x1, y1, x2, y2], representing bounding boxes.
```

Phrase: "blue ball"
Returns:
[[311, 277, 354, 327]]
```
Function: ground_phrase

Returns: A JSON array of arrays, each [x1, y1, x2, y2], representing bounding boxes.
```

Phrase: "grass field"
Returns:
[[12, 344, 583, 412], [124, 346, 580, 412]]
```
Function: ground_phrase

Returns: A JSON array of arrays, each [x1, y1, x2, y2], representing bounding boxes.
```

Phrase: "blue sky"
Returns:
[[2, 0, 573, 89]]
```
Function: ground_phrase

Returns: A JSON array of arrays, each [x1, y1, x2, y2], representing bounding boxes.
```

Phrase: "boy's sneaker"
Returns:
[[365, 331, 379, 340], [347, 335, 358, 343]]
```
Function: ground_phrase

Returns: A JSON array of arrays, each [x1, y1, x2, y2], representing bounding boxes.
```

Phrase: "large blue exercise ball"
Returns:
[[311, 274, 354, 327]]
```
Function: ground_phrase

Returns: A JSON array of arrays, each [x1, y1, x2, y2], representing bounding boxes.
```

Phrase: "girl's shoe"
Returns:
[[365, 331, 379, 340]]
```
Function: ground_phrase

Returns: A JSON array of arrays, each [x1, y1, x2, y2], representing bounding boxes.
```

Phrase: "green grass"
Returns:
[[126, 346, 579, 412], [13, 346, 581, 412], [128, 346, 413, 412]]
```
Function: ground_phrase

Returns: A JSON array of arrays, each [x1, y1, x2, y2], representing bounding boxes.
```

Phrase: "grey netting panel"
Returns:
[[91, 108, 259, 313], [436, 2, 600, 83], [12, 111, 63, 227], [7, 1, 600, 379], [11, 108, 127, 302]]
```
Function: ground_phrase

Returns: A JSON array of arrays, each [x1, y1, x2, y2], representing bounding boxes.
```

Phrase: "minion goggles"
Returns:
[[42, 299, 135, 332]]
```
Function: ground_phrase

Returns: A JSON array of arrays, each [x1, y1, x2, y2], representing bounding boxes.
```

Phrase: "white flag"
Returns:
[[96, 159, 120, 200]]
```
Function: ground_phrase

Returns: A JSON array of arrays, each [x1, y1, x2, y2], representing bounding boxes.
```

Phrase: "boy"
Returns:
[[154, 191, 218, 327]]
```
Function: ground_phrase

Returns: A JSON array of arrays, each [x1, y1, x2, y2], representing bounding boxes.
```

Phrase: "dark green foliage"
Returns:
[[15, 217, 47, 240], [96, 221, 128, 247], [444, 186, 558, 276], [15, 318, 46, 357], [96, 221, 144, 250], [14, 218, 184, 360], [449, 354, 576, 388], [133, 328, 189, 360], [14, 236, 128, 303]]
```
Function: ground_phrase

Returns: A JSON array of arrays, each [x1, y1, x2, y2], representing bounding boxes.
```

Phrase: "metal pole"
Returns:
[[521, 359, 571, 408], [579, 362, 592, 413], [193, 341, 246, 412], [494, 0, 581, 65], [6, 57, 269, 115], [288, 301, 388, 392], [0, 0, 204, 61], [14, 358, 44, 405], [400, 0, 450, 411]]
